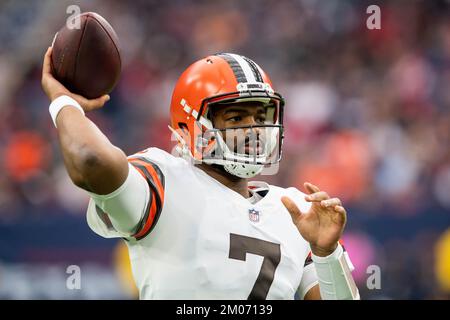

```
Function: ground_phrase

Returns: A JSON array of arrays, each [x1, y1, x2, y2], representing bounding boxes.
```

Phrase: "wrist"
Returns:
[[50, 91, 70, 101], [310, 242, 339, 258], [49, 95, 85, 128]]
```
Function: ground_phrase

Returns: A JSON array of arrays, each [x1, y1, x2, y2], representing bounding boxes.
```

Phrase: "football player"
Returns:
[[42, 47, 359, 300]]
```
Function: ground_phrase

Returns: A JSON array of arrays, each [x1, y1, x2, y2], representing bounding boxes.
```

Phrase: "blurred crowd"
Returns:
[[0, 0, 449, 299]]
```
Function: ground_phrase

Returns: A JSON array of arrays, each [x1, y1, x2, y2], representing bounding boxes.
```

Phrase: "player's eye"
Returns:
[[227, 116, 242, 122], [256, 116, 266, 123]]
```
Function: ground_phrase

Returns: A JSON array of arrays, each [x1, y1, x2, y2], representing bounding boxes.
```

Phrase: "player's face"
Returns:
[[210, 102, 272, 156]]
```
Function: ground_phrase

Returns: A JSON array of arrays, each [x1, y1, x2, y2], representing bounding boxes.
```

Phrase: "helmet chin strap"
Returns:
[[205, 163, 260, 180], [223, 162, 264, 179], [201, 157, 264, 179]]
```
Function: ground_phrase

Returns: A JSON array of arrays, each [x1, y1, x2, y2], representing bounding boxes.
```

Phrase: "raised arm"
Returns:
[[41, 47, 128, 195]]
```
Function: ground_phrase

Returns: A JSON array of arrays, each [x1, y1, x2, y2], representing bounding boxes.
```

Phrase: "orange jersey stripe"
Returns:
[[128, 158, 165, 239], [134, 190, 157, 239], [128, 158, 165, 203]]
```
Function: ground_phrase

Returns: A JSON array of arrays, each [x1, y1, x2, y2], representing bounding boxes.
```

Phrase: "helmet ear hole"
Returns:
[[205, 106, 216, 127], [178, 122, 189, 133], [177, 122, 190, 143]]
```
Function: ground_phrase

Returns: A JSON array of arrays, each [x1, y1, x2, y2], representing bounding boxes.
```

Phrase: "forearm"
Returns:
[[55, 106, 128, 194], [311, 244, 360, 300]]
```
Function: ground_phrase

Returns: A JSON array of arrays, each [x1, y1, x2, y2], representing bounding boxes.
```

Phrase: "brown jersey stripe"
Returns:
[[128, 158, 165, 240], [128, 156, 165, 192], [130, 163, 163, 240]]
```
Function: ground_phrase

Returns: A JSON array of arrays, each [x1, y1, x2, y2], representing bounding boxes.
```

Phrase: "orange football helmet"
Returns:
[[169, 53, 285, 178]]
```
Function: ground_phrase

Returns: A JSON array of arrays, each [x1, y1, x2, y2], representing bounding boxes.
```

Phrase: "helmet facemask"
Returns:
[[197, 93, 285, 178]]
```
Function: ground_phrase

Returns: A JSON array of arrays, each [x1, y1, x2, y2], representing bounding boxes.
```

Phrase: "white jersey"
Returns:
[[86, 147, 320, 299]]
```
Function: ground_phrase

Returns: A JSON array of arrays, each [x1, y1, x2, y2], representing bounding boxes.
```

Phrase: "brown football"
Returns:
[[51, 12, 121, 99]]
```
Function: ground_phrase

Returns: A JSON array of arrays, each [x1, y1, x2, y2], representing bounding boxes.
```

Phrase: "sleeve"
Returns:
[[297, 263, 319, 300], [126, 155, 165, 240], [86, 154, 165, 240], [297, 246, 319, 299]]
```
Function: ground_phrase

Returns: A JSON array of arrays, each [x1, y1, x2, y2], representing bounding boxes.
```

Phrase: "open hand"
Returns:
[[281, 182, 346, 257]]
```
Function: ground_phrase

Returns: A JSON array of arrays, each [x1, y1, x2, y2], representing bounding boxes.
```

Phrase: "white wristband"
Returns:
[[49, 95, 85, 128]]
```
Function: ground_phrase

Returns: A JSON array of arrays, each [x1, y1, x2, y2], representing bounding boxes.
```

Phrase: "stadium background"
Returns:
[[0, 0, 449, 299]]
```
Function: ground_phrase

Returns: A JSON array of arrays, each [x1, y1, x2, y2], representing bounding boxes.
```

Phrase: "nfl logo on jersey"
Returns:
[[248, 208, 260, 223]]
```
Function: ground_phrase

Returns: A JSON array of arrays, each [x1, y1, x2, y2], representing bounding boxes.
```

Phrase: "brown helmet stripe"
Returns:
[[242, 56, 263, 83], [215, 53, 247, 83]]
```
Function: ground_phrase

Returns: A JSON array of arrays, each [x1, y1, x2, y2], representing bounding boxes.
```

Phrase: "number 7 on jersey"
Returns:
[[228, 233, 281, 300]]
